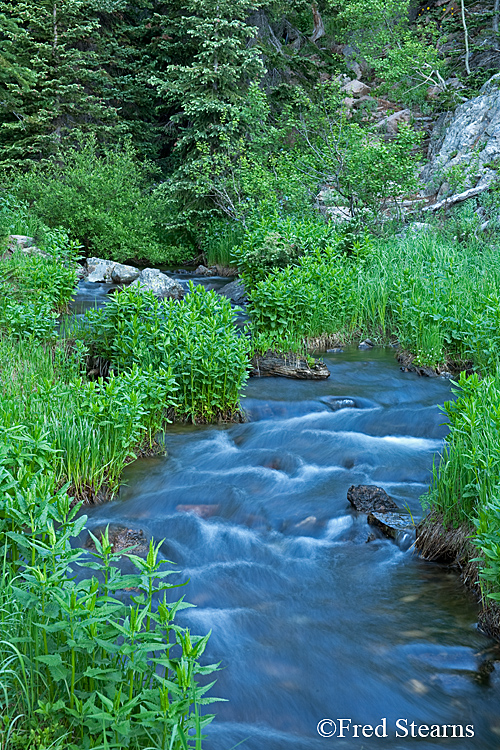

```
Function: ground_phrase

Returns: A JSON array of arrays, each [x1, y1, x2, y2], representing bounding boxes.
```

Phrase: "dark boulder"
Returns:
[[347, 484, 399, 513], [217, 279, 247, 305], [85, 524, 148, 554]]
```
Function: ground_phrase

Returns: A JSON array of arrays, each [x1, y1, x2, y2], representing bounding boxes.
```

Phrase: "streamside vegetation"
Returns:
[[0, 201, 248, 746]]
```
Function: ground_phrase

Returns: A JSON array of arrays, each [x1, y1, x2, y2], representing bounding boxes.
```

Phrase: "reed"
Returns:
[[247, 228, 500, 370]]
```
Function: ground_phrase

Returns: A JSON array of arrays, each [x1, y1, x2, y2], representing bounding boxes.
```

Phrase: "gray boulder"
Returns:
[[130, 268, 184, 299], [195, 264, 213, 276], [8, 234, 34, 251], [86, 257, 115, 283], [341, 79, 371, 97], [422, 74, 500, 197], [217, 279, 247, 305], [111, 262, 140, 284], [376, 108, 411, 134]]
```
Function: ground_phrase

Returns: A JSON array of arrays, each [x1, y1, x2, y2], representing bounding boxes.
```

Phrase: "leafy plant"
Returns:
[[81, 284, 250, 422], [10, 137, 170, 263], [0, 429, 220, 748]]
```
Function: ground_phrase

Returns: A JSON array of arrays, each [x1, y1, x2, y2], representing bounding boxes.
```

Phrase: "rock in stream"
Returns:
[[250, 352, 330, 380]]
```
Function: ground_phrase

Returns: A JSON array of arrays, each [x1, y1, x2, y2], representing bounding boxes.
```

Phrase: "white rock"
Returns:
[[86, 257, 115, 283], [422, 73, 500, 194], [130, 268, 184, 299], [341, 79, 371, 97]]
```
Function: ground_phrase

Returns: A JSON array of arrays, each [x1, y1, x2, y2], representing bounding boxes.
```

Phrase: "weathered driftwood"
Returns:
[[250, 352, 330, 380], [424, 181, 492, 213]]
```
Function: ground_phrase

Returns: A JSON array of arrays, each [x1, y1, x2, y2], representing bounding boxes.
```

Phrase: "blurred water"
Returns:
[[82, 345, 500, 749]]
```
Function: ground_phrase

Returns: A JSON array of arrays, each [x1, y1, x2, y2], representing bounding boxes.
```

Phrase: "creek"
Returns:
[[72, 280, 500, 749]]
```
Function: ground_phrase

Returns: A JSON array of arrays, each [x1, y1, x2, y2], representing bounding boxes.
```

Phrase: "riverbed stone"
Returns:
[[111, 262, 140, 284], [195, 264, 212, 276], [217, 279, 247, 305], [320, 396, 357, 411], [130, 268, 184, 299], [347, 484, 399, 513], [367, 511, 415, 540], [358, 339, 374, 350], [85, 524, 148, 554], [176, 504, 220, 519]]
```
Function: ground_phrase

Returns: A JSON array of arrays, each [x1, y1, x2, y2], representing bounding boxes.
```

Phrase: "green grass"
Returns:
[[422, 371, 500, 606], [0, 339, 177, 500], [247, 225, 500, 370]]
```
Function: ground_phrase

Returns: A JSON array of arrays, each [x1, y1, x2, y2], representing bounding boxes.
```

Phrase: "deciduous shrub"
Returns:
[[9, 138, 178, 263]]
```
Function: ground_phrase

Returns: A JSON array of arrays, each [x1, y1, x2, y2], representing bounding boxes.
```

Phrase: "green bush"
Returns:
[[82, 284, 250, 421], [9, 137, 177, 263], [232, 213, 336, 287]]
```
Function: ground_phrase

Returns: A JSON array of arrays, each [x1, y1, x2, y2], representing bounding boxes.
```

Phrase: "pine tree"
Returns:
[[0, 0, 123, 167], [149, 0, 264, 223]]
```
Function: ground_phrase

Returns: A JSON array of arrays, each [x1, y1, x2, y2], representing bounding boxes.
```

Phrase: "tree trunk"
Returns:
[[310, 3, 325, 43]]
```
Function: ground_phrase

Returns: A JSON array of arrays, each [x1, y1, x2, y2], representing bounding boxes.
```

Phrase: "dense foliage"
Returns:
[[0, 201, 250, 745], [0, 419, 220, 748], [81, 284, 250, 422], [248, 209, 500, 370]]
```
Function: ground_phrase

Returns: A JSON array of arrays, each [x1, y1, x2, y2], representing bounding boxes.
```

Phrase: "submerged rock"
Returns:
[[250, 352, 330, 380], [347, 484, 399, 513], [367, 511, 415, 539], [320, 396, 357, 411], [85, 524, 148, 554], [130, 268, 184, 299], [176, 504, 220, 519]]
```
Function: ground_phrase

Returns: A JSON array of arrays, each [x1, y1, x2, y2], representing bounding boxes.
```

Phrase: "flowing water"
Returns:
[[71, 278, 500, 748], [79, 342, 500, 749]]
